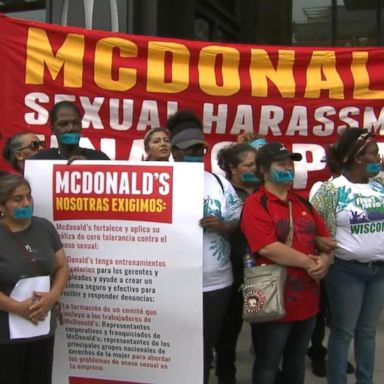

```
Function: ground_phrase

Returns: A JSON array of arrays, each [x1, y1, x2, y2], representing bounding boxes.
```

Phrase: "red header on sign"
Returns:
[[52, 164, 173, 223]]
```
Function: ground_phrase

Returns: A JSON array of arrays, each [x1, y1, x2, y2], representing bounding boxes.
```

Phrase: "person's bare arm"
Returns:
[[199, 217, 239, 238], [258, 241, 316, 270]]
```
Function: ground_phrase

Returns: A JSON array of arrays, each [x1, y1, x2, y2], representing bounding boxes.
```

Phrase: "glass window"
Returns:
[[292, 0, 332, 46], [212, 27, 237, 42], [293, 0, 381, 47], [195, 17, 211, 40], [6, 9, 46, 22], [380, 3, 384, 46], [0, 0, 46, 22], [338, 0, 378, 46], [217, 0, 236, 14]]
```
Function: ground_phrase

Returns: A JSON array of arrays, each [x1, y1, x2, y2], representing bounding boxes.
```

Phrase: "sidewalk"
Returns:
[[210, 312, 384, 384]]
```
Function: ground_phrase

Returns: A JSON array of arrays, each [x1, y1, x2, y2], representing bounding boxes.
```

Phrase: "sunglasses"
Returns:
[[18, 140, 45, 151]]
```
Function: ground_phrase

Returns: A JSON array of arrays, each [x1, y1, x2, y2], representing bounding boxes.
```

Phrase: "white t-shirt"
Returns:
[[333, 175, 384, 262], [203, 172, 242, 292]]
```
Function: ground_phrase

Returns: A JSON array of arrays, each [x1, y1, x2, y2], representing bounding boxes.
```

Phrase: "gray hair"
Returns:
[[2, 132, 31, 169]]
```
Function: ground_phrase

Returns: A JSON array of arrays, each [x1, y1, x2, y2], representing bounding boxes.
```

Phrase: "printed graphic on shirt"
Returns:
[[24, 244, 37, 253], [203, 196, 223, 219], [338, 184, 384, 235], [208, 236, 230, 264], [204, 195, 228, 263]]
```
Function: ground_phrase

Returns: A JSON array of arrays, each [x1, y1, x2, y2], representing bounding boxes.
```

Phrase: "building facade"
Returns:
[[1, 0, 383, 46]]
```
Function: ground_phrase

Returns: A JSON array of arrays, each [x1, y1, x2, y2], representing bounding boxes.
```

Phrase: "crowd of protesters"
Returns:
[[1, 101, 384, 384]]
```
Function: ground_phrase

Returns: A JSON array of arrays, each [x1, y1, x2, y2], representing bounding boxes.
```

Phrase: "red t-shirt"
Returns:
[[241, 186, 330, 321]]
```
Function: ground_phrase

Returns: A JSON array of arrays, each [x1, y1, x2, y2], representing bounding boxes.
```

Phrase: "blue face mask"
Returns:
[[250, 138, 267, 149], [366, 162, 382, 174], [269, 169, 294, 183], [12, 206, 33, 219], [240, 172, 259, 183], [58, 132, 81, 145], [183, 155, 204, 163]]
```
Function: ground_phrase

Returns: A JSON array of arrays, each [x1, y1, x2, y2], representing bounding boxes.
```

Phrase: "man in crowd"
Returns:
[[167, 110, 242, 384], [31, 101, 109, 162]]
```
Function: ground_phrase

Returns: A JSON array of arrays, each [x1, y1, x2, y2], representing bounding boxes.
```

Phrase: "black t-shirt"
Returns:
[[0, 217, 63, 343], [0, 171, 10, 178], [31, 147, 110, 160]]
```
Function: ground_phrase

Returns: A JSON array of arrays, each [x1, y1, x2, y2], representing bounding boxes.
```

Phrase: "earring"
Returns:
[[0, 211, 5, 218], [357, 160, 362, 164]]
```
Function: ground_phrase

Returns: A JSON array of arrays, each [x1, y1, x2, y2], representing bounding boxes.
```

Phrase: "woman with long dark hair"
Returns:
[[215, 143, 258, 384]]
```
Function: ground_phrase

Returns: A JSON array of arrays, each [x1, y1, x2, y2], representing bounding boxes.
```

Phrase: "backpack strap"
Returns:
[[296, 194, 314, 214], [211, 172, 224, 193], [260, 193, 268, 212]]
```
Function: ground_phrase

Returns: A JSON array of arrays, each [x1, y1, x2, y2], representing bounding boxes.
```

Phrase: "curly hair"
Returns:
[[326, 128, 374, 174], [217, 143, 256, 180]]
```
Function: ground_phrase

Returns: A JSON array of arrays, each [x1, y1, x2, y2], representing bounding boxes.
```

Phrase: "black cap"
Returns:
[[257, 142, 302, 168]]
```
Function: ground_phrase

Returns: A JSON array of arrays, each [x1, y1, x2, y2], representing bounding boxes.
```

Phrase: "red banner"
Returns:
[[1, 14, 384, 189]]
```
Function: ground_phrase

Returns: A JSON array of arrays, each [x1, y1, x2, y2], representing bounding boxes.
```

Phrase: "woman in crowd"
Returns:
[[143, 127, 171, 161], [311, 128, 384, 384], [215, 143, 258, 384], [240, 142, 332, 384], [3, 132, 45, 173], [0, 174, 69, 384], [307, 155, 355, 378]]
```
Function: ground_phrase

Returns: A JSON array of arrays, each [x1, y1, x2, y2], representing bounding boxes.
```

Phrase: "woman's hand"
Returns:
[[28, 292, 55, 324], [199, 216, 226, 233], [307, 254, 331, 280], [13, 297, 37, 324], [199, 216, 239, 238], [314, 236, 337, 253]]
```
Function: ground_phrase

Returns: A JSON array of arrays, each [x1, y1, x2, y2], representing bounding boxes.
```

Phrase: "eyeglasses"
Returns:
[[18, 140, 45, 151]]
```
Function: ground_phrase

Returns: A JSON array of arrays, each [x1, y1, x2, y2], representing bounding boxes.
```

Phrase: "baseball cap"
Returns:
[[171, 126, 207, 149], [257, 142, 302, 168]]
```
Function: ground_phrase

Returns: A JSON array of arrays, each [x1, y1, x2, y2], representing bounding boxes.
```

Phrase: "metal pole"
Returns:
[[331, 0, 337, 46]]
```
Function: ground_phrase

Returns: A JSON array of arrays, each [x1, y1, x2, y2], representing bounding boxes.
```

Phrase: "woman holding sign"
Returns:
[[0, 174, 69, 384]]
